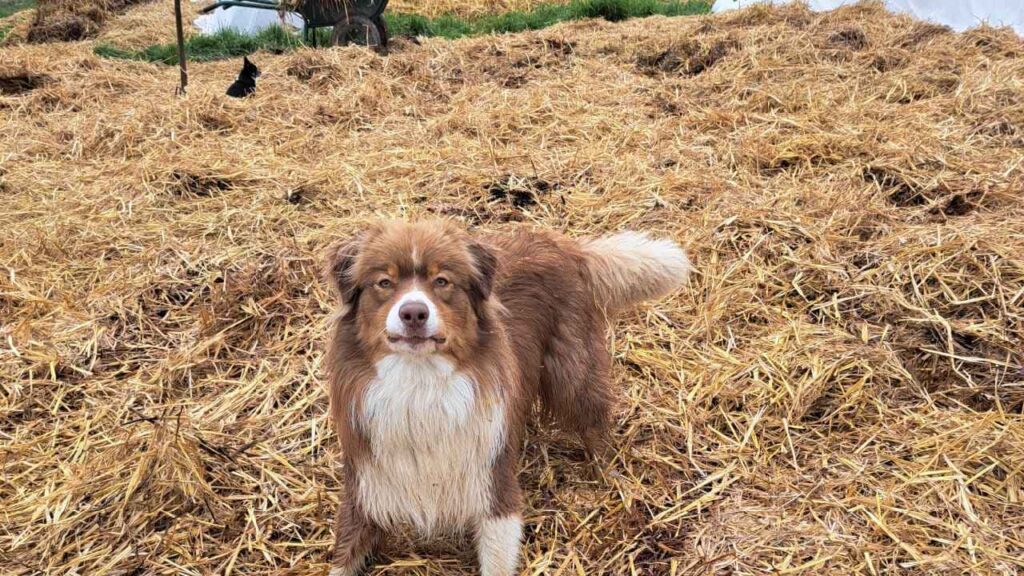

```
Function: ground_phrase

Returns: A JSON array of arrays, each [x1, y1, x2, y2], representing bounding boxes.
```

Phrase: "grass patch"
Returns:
[[0, 0, 35, 19], [95, 0, 710, 63], [96, 26, 306, 65], [0, 0, 32, 39]]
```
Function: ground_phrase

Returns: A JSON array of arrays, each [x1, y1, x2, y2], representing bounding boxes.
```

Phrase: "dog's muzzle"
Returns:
[[385, 290, 445, 351]]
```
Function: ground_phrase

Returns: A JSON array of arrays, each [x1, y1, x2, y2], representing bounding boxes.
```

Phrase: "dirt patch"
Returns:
[[638, 39, 738, 76], [168, 171, 234, 198], [486, 175, 558, 208], [868, 51, 907, 72], [543, 38, 575, 56], [479, 37, 577, 88], [0, 72, 52, 95], [862, 166, 928, 207], [935, 190, 984, 217], [284, 184, 320, 205], [829, 26, 868, 50], [864, 167, 996, 216]]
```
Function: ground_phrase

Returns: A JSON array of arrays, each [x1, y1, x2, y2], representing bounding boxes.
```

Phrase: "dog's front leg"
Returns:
[[477, 454, 524, 576], [329, 492, 379, 576], [477, 513, 524, 576]]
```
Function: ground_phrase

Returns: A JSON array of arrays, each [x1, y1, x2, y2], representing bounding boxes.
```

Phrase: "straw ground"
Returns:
[[1, 2, 1023, 575]]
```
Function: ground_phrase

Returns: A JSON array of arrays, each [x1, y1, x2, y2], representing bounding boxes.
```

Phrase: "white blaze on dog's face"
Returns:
[[384, 288, 443, 353], [326, 221, 498, 360]]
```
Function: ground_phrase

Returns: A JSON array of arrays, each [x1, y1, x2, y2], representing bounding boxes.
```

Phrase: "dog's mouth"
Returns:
[[387, 335, 447, 347]]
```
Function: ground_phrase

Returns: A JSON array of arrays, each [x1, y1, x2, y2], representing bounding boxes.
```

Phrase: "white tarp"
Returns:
[[711, 0, 1024, 36], [193, 2, 304, 35]]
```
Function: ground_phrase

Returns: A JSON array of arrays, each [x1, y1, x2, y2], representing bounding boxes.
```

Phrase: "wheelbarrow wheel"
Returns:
[[330, 14, 387, 52], [372, 15, 388, 47]]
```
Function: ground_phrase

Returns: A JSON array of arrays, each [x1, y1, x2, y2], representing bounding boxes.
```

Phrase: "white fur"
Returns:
[[385, 288, 441, 337], [581, 231, 691, 310], [327, 568, 351, 576], [358, 354, 506, 535], [477, 515, 523, 576]]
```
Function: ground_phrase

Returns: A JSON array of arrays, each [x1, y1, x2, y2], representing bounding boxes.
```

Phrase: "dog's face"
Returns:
[[325, 221, 496, 359], [241, 56, 260, 79]]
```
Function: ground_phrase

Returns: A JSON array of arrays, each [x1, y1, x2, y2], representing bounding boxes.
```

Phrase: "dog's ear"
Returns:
[[467, 240, 497, 301], [323, 236, 364, 308]]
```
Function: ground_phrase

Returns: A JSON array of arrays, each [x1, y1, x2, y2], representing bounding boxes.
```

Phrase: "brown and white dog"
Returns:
[[322, 220, 690, 576]]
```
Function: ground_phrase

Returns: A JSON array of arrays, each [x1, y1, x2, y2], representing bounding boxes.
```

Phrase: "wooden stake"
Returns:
[[174, 0, 188, 95]]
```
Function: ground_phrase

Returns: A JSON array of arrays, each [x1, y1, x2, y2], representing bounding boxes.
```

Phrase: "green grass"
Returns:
[[0, 0, 35, 19], [0, 0, 36, 42], [389, 0, 710, 38], [95, 0, 710, 63], [95, 26, 306, 65]]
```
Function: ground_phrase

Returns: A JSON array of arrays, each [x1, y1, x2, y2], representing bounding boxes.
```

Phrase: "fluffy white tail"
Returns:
[[580, 231, 691, 311]]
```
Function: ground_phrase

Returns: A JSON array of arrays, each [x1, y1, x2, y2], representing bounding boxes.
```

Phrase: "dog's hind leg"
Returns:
[[539, 325, 615, 458]]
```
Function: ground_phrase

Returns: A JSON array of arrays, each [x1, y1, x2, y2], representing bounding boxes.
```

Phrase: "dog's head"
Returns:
[[241, 56, 260, 80], [324, 220, 497, 359]]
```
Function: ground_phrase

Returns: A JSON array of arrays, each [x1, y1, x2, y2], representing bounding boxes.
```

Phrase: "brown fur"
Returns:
[[323, 220, 689, 574], [482, 228, 618, 450]]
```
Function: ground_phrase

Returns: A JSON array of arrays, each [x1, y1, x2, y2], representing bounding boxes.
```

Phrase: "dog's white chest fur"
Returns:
[[357, 354, 505, 535]]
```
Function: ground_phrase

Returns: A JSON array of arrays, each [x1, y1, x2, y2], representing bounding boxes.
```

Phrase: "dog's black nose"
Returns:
[[399, 302, 429, 329]]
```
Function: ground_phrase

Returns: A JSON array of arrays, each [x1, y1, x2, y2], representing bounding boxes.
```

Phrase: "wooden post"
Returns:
[[174, 0, 188, 95]]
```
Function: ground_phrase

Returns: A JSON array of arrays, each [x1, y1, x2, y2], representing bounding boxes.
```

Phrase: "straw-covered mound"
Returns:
[[93, 0, 203, 50], [1, 2, 1023, 574], [26, 0, 154, 42]]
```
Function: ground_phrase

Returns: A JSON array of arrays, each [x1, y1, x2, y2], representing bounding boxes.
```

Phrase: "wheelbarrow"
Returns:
[[197, 0, 389, 50]]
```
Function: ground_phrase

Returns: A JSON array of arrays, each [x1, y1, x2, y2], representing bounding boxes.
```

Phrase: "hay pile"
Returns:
[[1, 2, 1023, 574], [27, 0, 153, 42], [94, 0, 202, 50]]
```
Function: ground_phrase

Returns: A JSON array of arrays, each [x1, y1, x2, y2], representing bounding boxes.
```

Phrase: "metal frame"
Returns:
[[197, 0, 387, 47]]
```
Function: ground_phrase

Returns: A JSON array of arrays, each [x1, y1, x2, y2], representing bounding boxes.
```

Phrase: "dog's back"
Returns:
[[226, 76, 256, 98]]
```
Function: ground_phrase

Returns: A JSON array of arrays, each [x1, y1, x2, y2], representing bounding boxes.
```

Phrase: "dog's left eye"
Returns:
[[434, 277, 449, 287]]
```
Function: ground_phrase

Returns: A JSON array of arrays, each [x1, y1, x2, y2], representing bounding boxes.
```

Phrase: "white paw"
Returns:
[[477, 515, 523, 576]]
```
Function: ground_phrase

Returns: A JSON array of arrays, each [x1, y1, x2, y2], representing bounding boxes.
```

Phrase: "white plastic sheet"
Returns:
[[711, 0, 1024, 36], [193, 1, 304, 35]]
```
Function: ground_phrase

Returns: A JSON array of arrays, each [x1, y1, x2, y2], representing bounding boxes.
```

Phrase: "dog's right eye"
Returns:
[[377, 279, 393, 289]]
